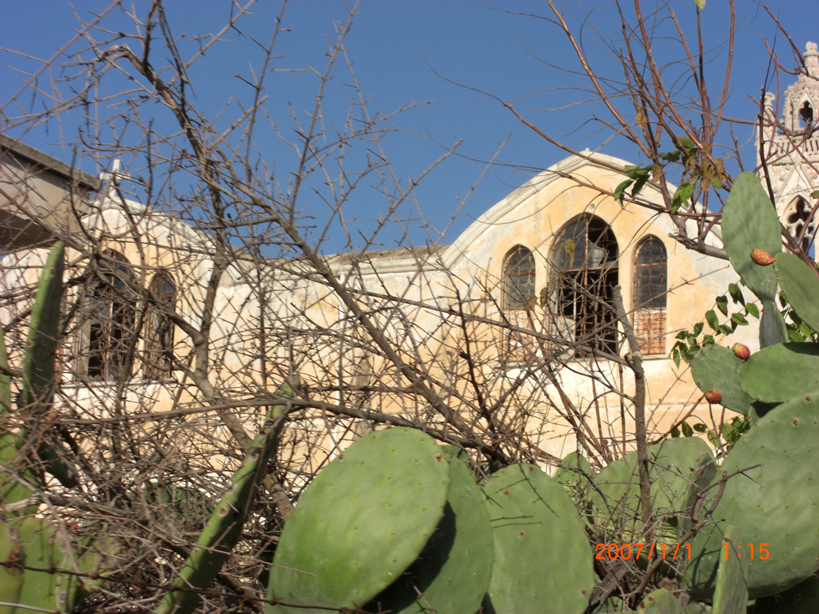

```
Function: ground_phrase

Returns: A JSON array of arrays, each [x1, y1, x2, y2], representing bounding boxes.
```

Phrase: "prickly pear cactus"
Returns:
[[13, 241, 77, 489], [0, 517, 107, 614], [0, 521, 23, 614], [684, 394, 819, 600], [712, 525, 748, 614], [721, 173, 781, 303], [365, 447, 492, 614], [267, 427, 450, 614], [751, 573, 819, 613], [691, 346, 754, 415], [592, 438, 715, 542], [158, 379, 301, 614], [554, 451, 593, 499], [482, 464, 594, 614], [736, 342, 819, 402], [637, 587, 683, 613], [0, 251, 66, 511], [774, 252, 819, 332], [19, 241, 64, 411]]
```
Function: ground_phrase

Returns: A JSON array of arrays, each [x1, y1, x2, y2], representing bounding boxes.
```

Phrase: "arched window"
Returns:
[[503, 246, 535, 310], [502, 246, 535, 360], [785, 196, 816, 253], [82, 250, 136, 382], [633, 237, 668, 355], [799, 100, 814, 130], [551, 216, 619, 356], [144, 271, 176, 380]]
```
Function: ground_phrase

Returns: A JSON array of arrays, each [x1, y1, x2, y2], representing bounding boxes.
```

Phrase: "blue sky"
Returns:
[[3, 1, 819, 254]]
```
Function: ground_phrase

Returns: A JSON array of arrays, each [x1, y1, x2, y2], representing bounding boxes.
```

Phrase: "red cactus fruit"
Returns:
[[750, 248, 774, 266], [732, 343, 750, 360], [704, 389, 722, 404]]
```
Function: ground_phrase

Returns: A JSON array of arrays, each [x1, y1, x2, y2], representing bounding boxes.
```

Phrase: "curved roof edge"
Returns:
[[439, 151, 644, 269]]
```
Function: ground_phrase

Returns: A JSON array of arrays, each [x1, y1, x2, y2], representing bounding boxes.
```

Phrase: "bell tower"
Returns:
[[756, 41, 819, 252]]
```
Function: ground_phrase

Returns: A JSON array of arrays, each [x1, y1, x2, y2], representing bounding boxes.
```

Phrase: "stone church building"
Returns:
[[1, 43, 818, 469]]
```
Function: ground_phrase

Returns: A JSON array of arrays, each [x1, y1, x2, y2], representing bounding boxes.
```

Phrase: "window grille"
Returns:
[[502, 246, 535, 361], [144, 271, 176, 380], [633, 236, 667, 355], [550, 216, 619, 356], [80, 250, 136, 382]]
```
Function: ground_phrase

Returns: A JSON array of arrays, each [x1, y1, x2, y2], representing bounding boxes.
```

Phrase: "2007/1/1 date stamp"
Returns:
[[595, 542, 691, 561], [595, 542, 771, 561]]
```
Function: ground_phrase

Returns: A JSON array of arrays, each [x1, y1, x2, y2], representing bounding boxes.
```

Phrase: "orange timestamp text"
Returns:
[[595, 542, 691, 561]]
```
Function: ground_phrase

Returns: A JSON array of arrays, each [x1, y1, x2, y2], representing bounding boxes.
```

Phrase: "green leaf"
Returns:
[[672, 349, 681, 369], [671, 426, 681, 438], [788, 327, 805, 343], [728, 283, 745, 305], [707, 431, 720, 448], [676, 330, 690, 340], [677, 136, 698, 152], [745, 303, 760, 319], [659, 150, 681, 163], [693, 322, 704, 336], [716, 296, 729, 316], [731, 312, 749, 326], [614, 179, 633, 205], [623, 165, 650, 180], [718, 324, 734, 336], [631, 174, 650, 197], [682, 421, 694, 437], [702, 334, 716, 347], [705, 310, 720, 332], [687, 335, 699, 349], [693, 423, 708, 433], [671, 182, 695, 214]]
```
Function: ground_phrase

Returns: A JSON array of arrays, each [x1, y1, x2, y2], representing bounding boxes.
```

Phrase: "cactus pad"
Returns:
[[0, 518, 109, 613], [775, 252, 819, 332], [19, 241, 64, 410], [482, 464, 593, 614], [13, 518, 60, 612], [759, 299, 788, 348], [554, 451, 593, 490], [684, 394, 819, 599], [637, 588, 682, 613], [267, 427, 450, 614], [751, 573, 819, 613], [691, 346, 754, 415], [0, 521, 23, 614], [0, 434, 36, 516], [737, 342, 819, 402], [712, 525, 748, 614], [159, 379, 301, 614], [721, 173, 782, 301], [592, 438, 715, 542], [366, 449, 492, 614]]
